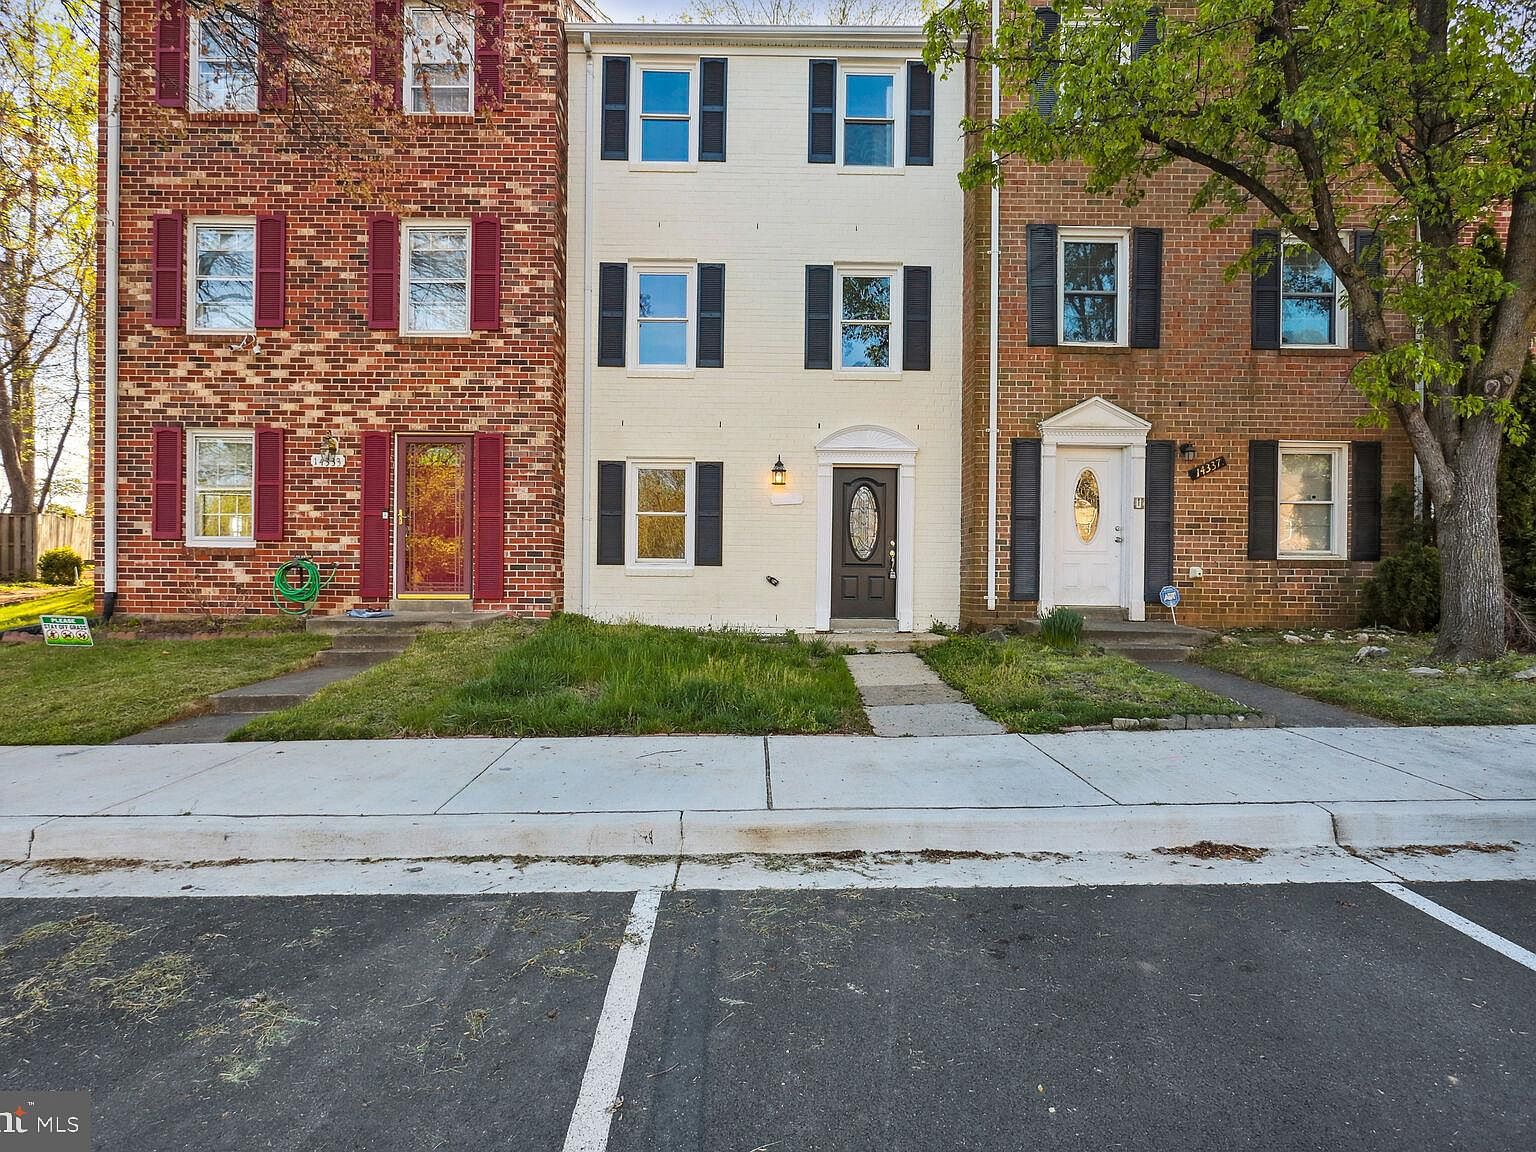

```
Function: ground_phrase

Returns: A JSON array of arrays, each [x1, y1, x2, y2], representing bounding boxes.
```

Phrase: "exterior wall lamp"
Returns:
[[771, 455, 788, 486], [1179, 442, 1197, 461]]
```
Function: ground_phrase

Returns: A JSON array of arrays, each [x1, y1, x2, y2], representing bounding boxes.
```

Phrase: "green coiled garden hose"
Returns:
[[272, 556, 334, 616]]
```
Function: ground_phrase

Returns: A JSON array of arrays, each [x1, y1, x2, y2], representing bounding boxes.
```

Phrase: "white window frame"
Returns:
[[627, 460, 696, 572], [188, 216, 256, 335], [628, 262, 695, 376], [403, 2, 475, 116], [186, 429, 256, 548], [629, 59, 699, 169], [834, 264, 902, 377], [1277, 442, 1349, 560], [401, 220, 472, 336], [1057, 226, 1130, 348], [1279, 233, 1350, 349], [836, 63, 905, 173], [190, 7, 259, 113]]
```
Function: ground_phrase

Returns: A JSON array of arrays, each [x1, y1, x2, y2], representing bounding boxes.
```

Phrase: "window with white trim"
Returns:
[[403, 223, 470, 334], [191, 220, 256, 332], [631, 463, 694, 566], [1281, 237, 1349, 347], [1278, 443, 1347, 558], [191, 7, 258, 112], [841, 70, 897, 167], [837, 268, 899, 371], [405, 3, 473, 115], [631, 264, 693, 369], [188, 431, 255, 545], [636, 66, 694, 163], [1059, 228, 1128, 346]]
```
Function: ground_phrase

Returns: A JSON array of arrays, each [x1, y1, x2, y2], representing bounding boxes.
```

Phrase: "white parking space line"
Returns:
[[1374, 883, 1536, 973], [561, 887, 663, 1152]]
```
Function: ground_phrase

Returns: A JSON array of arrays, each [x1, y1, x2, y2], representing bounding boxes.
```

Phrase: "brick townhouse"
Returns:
[[959, 10, 1412, 630], [96, 0, 590, 618]]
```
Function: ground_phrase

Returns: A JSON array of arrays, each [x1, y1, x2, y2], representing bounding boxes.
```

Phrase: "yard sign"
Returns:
[[40, 615, 93, 647]]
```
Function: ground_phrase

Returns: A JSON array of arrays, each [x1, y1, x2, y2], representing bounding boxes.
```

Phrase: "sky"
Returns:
[[595, 1, 675, 19]]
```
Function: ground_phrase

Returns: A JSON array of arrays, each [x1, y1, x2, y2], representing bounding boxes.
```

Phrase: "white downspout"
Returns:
[[985, 0, 1000, 612], [103, 0, 123, 618], [580, 31, 595, 612]]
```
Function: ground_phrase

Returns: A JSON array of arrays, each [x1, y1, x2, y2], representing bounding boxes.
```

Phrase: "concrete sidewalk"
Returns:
[[0, 725, 1533, 865]]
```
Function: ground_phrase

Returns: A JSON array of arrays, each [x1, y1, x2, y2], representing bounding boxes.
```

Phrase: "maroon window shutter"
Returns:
[[253, 427, 285, 541], [155, 0, 188, 108], [370, 0, 402, 111], [359, 432, 392, 598], [475, 1, 505, 105], [151, 212, 185, 327], [473, 433, 506, 601], [254, 213, 287, 329], [257, 0, 289, 110], [366, 214, 400, 330], [470, 216, 501, 331], [151, 424, 184, 540]]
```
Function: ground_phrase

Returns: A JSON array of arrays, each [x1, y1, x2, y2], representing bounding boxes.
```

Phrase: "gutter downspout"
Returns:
[[580, 31, 595, 612], [102, 0, 123, 622], [985, 0, 1000, 612]]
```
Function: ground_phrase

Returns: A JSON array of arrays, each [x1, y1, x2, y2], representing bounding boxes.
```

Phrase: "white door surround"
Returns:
[[1038, 397, 1150, 622], [815, 425, 917, 632]]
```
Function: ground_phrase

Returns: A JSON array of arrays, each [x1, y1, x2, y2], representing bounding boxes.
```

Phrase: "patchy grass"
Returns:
[[1197, 631, 1536, 726], [923, 634, 1247, 734], [0, 633, 327, 744], [0, 580, 93, 631], [238, 614, 868, 739]]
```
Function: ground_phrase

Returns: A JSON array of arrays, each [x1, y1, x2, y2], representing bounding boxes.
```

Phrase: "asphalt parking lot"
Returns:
[[0, 883, 1532, 1151]]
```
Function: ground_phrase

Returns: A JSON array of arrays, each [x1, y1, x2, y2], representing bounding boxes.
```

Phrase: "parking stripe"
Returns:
[[1374, 882, 1536, 972], [561, 888, 663, 1152]]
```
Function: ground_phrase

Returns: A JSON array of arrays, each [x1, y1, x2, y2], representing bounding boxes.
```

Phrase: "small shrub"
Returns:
[[38, 547, 83, 586], [1360, 542, 1441, 631], [1037, 607, 1084, 650]]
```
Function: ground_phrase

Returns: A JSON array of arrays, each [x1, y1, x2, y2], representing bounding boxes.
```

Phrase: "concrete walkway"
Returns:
[[1139, 660, 1386, 728], [1, 725, 1533, 865], [845, 653, 1005, 736]]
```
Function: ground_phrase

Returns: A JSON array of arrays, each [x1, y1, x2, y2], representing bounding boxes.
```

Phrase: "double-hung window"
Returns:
[[403, 224, 470, 334], [1280, 238, 1348, 347], [191, 220, 256, 332], [637, 66, 693, 163], [631, 265, 693, 370], [188, 431, 255, 545], [191, 8, 258, 112], [1278, 444, 1347, 558], [405, 3, 473, 114], [842, 71, 896, 167], [632, 463, 694, 566], [1059, 228, 1128, 346], [837, 269, 899, 371]]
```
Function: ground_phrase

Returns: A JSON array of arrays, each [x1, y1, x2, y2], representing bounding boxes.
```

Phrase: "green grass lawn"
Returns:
[[0, 582, 93, 631], [1197, 631, 1536, 726], [923, 634, 1248, 733], [0, 634, 328, 744], [237, 614, 869, 740]]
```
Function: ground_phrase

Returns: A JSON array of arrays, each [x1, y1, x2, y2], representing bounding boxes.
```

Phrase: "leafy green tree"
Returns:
[[1500, 358, 1536, 602], [927, 0, 1536, 661]]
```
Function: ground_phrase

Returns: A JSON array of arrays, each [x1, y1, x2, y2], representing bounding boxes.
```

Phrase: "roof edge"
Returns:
[[566, 22, 931, 50]]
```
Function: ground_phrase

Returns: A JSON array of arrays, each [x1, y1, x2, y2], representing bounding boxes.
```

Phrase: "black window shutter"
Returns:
[[1130, 227, 1163, 349], [697, 263, 725, 369], [1032, 8, 1061, 120], [1251, 229, 1282, 349], [700, 58, 727, 163], [1010, 438, 1042, 600], [1247, 440, 1279, 560], [597, 461, 625, 565], [808, 59, 836, 163], [1130, 8, 1162, 60], [695, 461, 723, 566], [597, 262, 626, 367], [1351, 229, 1383, 351], [1350, 441, 1383, 561], [1144, 440, 1175, 602], [601, 57, 629, 161], [903, 265, 932, 371], [805, 265, 833, 369], [906, 61, 934, 166], [1027, 223, 1059, 346]]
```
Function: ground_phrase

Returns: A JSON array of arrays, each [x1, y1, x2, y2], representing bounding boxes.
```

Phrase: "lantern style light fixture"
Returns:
[[1179, 442, 1197, 461], [771, 455, 788, 486]]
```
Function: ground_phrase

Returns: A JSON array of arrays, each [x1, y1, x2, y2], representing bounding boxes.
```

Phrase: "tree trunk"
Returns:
[[1432, 414, 1506, 662]]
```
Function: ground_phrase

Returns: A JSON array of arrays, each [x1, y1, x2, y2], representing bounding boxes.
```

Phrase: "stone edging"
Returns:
[[1062, 713, 1277, 734]]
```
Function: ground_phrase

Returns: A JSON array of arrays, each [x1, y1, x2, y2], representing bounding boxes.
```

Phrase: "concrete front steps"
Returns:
[[1018, 609, 1215, 662]]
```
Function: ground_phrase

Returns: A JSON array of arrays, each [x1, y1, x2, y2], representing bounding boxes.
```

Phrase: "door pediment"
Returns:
[[1040, 397, 1151, 446]]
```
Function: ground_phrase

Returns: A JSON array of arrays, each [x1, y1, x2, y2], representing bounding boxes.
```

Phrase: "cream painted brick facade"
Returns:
[[565, 25, 963, 632]]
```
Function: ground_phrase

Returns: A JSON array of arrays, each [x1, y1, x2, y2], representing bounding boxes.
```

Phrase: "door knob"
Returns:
[[888, 540, 896, 579]]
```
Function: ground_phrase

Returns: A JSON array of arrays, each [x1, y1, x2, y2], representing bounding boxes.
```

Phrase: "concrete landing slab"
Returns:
[[0, 743, 266, 815], [865, 703, 1008, 737], [440, 736, 765, 813], [1026, 728, 1468, 804], [768, 734, 1103, 808], [1295, 726, 1536, 799]]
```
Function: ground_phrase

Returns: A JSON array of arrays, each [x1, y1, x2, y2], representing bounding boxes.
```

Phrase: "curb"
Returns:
[[1325, 800, 1536, 848]]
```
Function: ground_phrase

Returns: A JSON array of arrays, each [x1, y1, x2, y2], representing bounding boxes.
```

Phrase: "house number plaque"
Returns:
[[1187, 456, 1228, 481]]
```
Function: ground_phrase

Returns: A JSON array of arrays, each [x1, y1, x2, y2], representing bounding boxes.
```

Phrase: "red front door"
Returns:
[[395, 435, 472, 597]]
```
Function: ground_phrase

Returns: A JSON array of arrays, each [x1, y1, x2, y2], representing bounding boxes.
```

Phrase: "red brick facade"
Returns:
[[96, 0, 568, 618]]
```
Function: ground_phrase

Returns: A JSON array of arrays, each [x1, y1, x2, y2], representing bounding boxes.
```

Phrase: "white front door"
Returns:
[[1055, 447, 1123, 607]]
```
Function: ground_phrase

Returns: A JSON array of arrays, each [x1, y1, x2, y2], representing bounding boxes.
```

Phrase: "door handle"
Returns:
[[1114, 524, 1123, 544], [888, 540, 896, 579]]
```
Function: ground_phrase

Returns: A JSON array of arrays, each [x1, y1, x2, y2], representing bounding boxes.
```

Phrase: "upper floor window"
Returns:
[[191, 221, 255, 332], [404, 224, 470, 334], [838, 269, 897, 371], [1281, 239, 1348, 347], [188, 431, 255, 545], [842, 71, 896, 167], [633, 265, 694, 369], [1278, 444, 1347, 558], [637, 67, 694, 163], [405, 3, 473, 115], [1059, 228, 1128, 346], [192, 8, 258, 112]]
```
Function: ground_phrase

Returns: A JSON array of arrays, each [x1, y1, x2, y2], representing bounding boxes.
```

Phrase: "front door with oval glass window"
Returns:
[[1054, 447, 1123, 607], [832, 467, 897, 619]]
